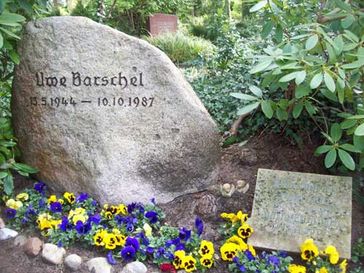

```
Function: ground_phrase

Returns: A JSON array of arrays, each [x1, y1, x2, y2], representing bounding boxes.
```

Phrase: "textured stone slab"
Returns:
[[248, 169, 352, 258], [12, 16, 220, 204], [147, 13, 178, 36]]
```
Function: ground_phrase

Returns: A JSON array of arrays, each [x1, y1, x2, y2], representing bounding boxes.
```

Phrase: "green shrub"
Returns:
[[145, 32, 215, 64]]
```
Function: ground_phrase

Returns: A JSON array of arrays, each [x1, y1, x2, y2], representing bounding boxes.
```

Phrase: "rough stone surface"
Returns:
[[14, 235, 28, 247], [0, 217, 5, 229], [24, 237, 43, 257], [121, 261, 147, 273], [248, 168, 352, 258], [239, 148, 257, 166], [12, 16, 220, 204], [65, 254, 82, 271], [41, 243, 66, 265], [0, 228, 18, 240], [86, 257, 112, 273], [194, 193, 217, 219]]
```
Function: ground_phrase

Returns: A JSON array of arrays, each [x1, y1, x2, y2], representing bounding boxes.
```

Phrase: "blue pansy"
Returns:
[[121, 246, 136, 261], [5, 208, 16, 219], [195, 217, 204, 236], [107, 251, 117, 265], [145, 211, 158, 224], [76, 193, 89, 203], [50, 201, 63, 213]]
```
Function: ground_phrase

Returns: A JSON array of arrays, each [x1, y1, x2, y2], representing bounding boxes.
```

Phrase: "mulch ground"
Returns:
[[0, 134, 363, 273]]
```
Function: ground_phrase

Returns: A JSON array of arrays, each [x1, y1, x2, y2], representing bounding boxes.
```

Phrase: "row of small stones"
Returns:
[[0, 217, 150, 273]]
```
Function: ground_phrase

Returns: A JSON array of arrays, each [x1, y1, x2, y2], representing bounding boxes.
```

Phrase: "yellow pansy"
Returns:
[[117, 204, 128, 215], [72, 213, 88, 224], [198, 240, 214, 257], [143, 223, 152, 237], [340, 259, 347, 273], [300, 239, 319, 261], [16, 192, 29, 201], [93, 229, 107, 246], [324, 245, 339, 264], [227, 235, 248, 251], [104, 233, 117, 250], [36, 213, 55, 230], [288, 264, 306, 273], [47, 195, 57, 204], [182, 255, 196, 272], [237, 222, 254, 239], [200, 256, 213, 268], [316, 267, 328, 273], [173, 250, 185, 269], [68, 207, 86, 218], [63, 192, 75, 204], [220, 242, 239, 261], [6, 199, 23, 210], [220, 210, 248, 223]]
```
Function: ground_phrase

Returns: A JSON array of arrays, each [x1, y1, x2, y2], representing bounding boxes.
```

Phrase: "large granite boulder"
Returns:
[[12, 16, 220, 204]]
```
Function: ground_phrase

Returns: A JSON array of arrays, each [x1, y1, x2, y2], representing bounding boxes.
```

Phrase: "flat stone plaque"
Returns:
[[248, 169, 352, 258]]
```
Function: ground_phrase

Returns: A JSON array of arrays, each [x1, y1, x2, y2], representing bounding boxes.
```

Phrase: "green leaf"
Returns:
[[354, 135, 364, 151], [342, 59, 364, 69], [276, 108, 288, 121], [249, 59, 272, 74], [249, 85, 263, 98], [340, 144, 360, 153], [332, 0, 352, 12], [279, 71, 298, 83], [310, 73, 323, 89], [325, 42, 336, 63], [295, 84, 311, 98], [324, 72, 336, 92], [249, 0, 267, 12], [0, 11, 26, 24], [341, 14, 355, 29], [261, 21, 273, 39], [237, 101, 260, 115], [9, 51, 20, 64], [333, 35, 344, 55], [331, 123, 342, 142], [347, 115, 364, 120], [315, 145, 333, 155], [0, 171, 8, 179], [304, 101, 316, 116], [338, 149, 355, 170], [340, 119, 357, 129], [12, 163, 38, 174], [0, 26, 20, 39], [355, 123, 364, 136], [261, 100, 273, 119], [295, 71, 306, 85], [344, 30, 359, 43], [292, 102, 303, 119], [230, 93, 258, 101], [325, 149, 337, 168], [274, 24, 283, 43], [3, 174, 13, 195], [0, 33, 3, 49], [305, 34, 319, 51]]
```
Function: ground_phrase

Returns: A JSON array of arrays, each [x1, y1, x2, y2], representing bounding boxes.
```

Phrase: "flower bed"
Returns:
[[3, 182, 348, 273]]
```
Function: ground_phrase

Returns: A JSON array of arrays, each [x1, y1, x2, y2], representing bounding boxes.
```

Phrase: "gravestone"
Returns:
[[147, 14, 178, 36], [248, 169, 352, 258], [11, 16, 220, 204]]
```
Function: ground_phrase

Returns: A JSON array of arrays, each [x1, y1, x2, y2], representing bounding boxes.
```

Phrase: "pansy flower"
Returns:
[[49, 201, 63, 213], [6, 199, 23, 210], [104, 233, 118, 250], [93, 229, 107, 246], [16, 192, 29, 201], [323, 245, 339, 264], [200, 256, 213, 268], [145, 210, 158, 224], [173, 250, 185, 269], [121, 245, 136, 261], [198, 240, 214, 257], [106, 251, 117, 265], [237, 222, 254, 239], [194, 217, 204, 236], [63, 192, 75, 204], [34, 182, 46, 194], [178, 227, 191, 241], [288, 264, 306, 273], [5, 208, 17, 219], [125, 237, 140, 251], [76, 192, 89, 203], [182, 255, 196, 272], [300, 239, 319, 261], [227, 235, 247, 251], [220, 242, 239, 261]]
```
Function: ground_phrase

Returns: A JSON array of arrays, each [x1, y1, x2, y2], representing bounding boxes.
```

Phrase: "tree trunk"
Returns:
[[225, 0, 231, 20]]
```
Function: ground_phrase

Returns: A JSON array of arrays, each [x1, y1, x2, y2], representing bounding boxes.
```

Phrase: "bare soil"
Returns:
[[0, 134, 363, 273]]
